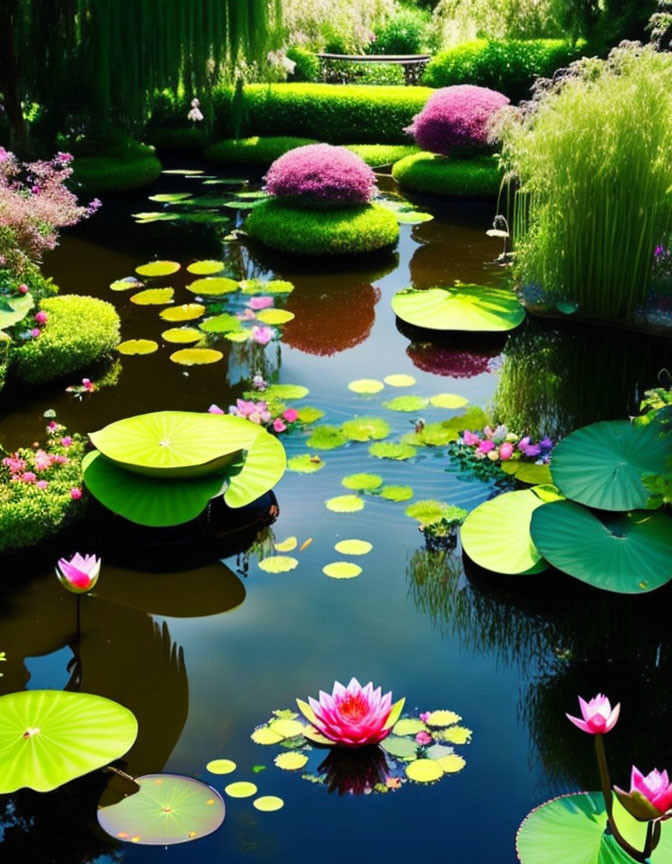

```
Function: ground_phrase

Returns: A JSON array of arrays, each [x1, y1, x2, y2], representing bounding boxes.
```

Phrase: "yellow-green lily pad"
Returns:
[[323, 562, 362, 579], [161, 328, 203, 344], [117, 339, 158, 355], [169, 348, 223, 366], [131, 288, 175, 306], [160, 304, 206, 322], [325, 495, 364, 513], [186, 260, 225, 275], [135, 260, 181, 278], [186, 277, 239, 296]]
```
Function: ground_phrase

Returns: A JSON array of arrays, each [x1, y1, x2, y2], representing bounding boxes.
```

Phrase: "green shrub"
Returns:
[[371, 6, 431, 54], [0, 331, 10, 392], [245, 200, 399, 255], [12, 295, 120, 385], [205, 136, 318, 166], [423, 39, 586, 102], [287, 46, 320, 82], [392, 151, 501, 197], [147, 126, 210, 155], [71, 139, 162, 195], [345, 143, 421, 166], [210, 83, 433, 144]]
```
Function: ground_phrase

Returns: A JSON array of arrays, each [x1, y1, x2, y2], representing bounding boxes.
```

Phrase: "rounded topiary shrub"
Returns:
[[12, 294, 120, 385], [392, 152, 502, 198], [406, 85, 509, 157], [263, 143, 378, 209], [246, 200, 399, 256]]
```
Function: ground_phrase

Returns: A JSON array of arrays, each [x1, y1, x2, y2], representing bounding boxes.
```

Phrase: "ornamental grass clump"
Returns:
[[263, 143, 378, 209], [499, 45, 672, 323]]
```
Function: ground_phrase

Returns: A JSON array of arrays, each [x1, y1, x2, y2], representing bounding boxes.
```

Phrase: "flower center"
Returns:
[[337, 693, 368, 721]]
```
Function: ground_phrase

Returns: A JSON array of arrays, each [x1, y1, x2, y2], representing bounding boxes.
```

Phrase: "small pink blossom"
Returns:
[[56, 552, 100, 593], [273, 418, 287, 433], [47, 421, 59, 431], [566, 693, 620, 735], [18, 283, 29, 294], [252, 325, 274, 345], [463, 430, 480, 446], [20, 472, 37, 483], [60, 436, 72, 447], [477, 439, 495, 454], [615, 767, 672, 820], [3, 455, 26, 473], [249, 295, 274, 311], [283, 408, 299, 423], [30, 328, 41, 338], [34, 310, 48, 324], [419, 712, 431, 723], [208, 404, 225, 414], [35, 480, 48, 490], [52, 454, 69, 465], [415, 731, 433, 745], [82, 378, 94, 392], [33, 450, 52, 472], [499, 441, 514, 460], [70, 487, 82, 500]]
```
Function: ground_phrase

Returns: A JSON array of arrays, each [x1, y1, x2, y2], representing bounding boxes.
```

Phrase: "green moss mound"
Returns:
[[392, 152, 502, 198], [147, 127, 210, 155], [205, 136, 318, 166], [72, 140, 162, 195], [345, 144, 421, 167], [12, 295, 120, 385], [0, 331, 10, 392], [245, 200, 399, 256]]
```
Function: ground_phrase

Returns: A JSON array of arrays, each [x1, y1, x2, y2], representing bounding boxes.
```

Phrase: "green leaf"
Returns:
[[307, 425, 347, 450], [287, 454, 325, 473], [383, 395, 429, 412], [325, 494, 364, 513], [405, 500, 467, 526], [430, 393, 469, 409], [223, 427, 286, 509], [186, 260, 225, 275], [0, 690, 137, 793], [263, 384, 309, 401], [0, 293, 33, 330], [199, 313, 243, 334], [369, 441, 417, 460], [384, 698, 406, 730], [348, 378, 384, 394], [130, 288, 175, 306], [259, 556, 299, 573], [340, 417, 390, 442], [241, 279, 294, 295], [517, 792, 672, 864], [341, 473, 383, 491], [297, 406, 325, 424], [256, 308, 295, 325], [380, 736, 417, 760], [380, 485, 414, 501], [391, 285, 525, 332], [161, 327, 203, 344], [550, 420, 672, 511], [160, 303, 205, 322], [334, 539, 372, 555], [148, 192, 193, 203], [501, 461, 554, 485], [322, 562, 362, 579], [384, 374, 416, 387], [117, 339, 158, 356], [135, 260, 181, 278], [169, 348, 224, 365], [460, 487, 561, 574], [531, 500, 672, 593], [186, 277, 239, 296], [97, 774, 225, 845]]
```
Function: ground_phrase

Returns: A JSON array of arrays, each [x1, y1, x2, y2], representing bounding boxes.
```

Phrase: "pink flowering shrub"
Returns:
[[0, 148, 99, 275], [263, 144, 378, 209], [406, 86, 510, 157]]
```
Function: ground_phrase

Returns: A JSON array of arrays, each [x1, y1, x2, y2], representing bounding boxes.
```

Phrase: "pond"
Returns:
[[1, 164, 671, 863]]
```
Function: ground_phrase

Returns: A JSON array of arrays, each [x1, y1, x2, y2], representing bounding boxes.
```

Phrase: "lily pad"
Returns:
[[0, 690, 138, 794], [381, 736, 418, 760], [258, 556, 299, 574], [241, 279, 294, 295], [405, 500, 466, 526], [82, 451, 226, 527], [275, 537, 298, 552], [287, 454, 325, 473], [225, 330, 250, 342], [130, 288, 175, 306], [501, 461, 554, 486], [186, 277, 239, 296], [425, 710, 461, 727], [224, 782, 257, 798], [199, 313, 243, 334], [0, 293, 34, 329], [392, 284, 525, 332], [348, 378, 384, 394], [98, 774, 225, 846], [549, 420, 672, 511], [256, 309, 295, 325], [461, 487, 562, 575], [393, 718, 427, 736], [263, 384, 309, 401], [530, 500, 672, 593], [253, 796, 284, 812], [274, 752, 309, 770], [383, 395, 429, 412], [436, 754, 466, 773], [396, 210, 434, 225], [297, 406, 325, 424], [186, 260, 225, 275], [110, 278, 142, 292], [323, 562, 362, 579], [132, 211, 178, 223], [517, 792, 672, 864], [307, 426, 347, 450], [341, 417, 390, 442], [170, 348, 223, 366], [206, 759, 236, 775], [404, 422, 459, 447], [380, 485, 414, 502], [148, 192, 193, 203], [369, 441, 417, 460], [160, 304, 205, 322], [135, 260, 181, 278], [161, 328, 203, 344], [405, 760, 443, 783], [325, 495, 364, 513], [118, 339, 158, 356], [430, 393, 469, 409], [334, 539, 372, 555], [341, 473, 383, 491], [251, 728, 283, 745], [384, 374, 416, 387]]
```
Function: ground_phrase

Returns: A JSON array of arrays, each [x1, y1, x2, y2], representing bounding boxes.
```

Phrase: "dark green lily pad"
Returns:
[[530, 500, 672, 593], [391, 285, 525, 332], [550, 420, 672, 511]]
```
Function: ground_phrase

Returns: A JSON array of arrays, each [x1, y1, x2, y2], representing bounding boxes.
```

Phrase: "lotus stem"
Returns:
[[595, 735, 647, 862]]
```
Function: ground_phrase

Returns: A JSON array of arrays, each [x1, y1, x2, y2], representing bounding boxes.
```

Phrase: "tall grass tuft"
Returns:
[[498, 45, 672, 322]]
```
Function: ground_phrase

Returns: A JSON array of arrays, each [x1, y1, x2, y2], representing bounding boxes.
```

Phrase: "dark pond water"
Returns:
[[1, 165, 671, 864]]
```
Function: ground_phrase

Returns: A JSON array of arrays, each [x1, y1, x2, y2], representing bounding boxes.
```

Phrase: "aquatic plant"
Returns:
[[566, 694, 620, 736], [392, 284, 525, 332], [56, 553, 100, 594], [616, 768, 672, 822], [447, 424, 554, 485], [499, 44, 672, 323], [264, 144, 378, 209], [405, 85, 509, 157]]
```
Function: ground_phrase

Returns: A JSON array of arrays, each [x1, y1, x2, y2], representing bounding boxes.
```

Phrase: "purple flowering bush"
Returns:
[[406, 85, 509, 157], [263, 144, 378, 209]]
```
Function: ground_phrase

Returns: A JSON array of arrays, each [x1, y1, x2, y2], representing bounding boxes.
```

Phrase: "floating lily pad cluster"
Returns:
[[132, 176, 265, 226], [250, 707, 471, 796], [83, 410, 286, 527], [461, 419, 672, 593], [391, 283, 525, 333]]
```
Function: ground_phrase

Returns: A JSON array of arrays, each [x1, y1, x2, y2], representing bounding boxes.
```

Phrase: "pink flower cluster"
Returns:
[[209, 395, 299, 435], [406, 85, 510, 157], [0, 149, 99, 274], [264, 144, 378, 209], [1, 423, 75, 491], [461, 425, 553, 463]]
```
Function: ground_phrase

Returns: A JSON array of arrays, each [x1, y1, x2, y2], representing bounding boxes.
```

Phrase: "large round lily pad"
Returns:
[[97, 774, 225, 845], [135, 260, 181, 278], [517, 792, 672, 864], [0, 293, 34, 330], [89, 411, 254, 478], [223, 427, 286, 509], [461, 487, 562, 574], [391, 285, 525, 332], [549, 420, 672, 511], [0, 690, 138, 793], [530, 500, 672, 593], [186, 277, 238, 296]]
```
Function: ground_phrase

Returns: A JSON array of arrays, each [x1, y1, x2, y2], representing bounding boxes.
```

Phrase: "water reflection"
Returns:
[[317, 746, 390, 796], [396, 318, 505, 378]]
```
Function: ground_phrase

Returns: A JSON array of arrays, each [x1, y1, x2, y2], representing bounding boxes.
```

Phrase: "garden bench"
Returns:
[[316, 53, 431, 86]]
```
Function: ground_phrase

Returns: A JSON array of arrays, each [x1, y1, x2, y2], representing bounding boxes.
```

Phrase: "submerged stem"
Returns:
[[594, 735, 647, 862]]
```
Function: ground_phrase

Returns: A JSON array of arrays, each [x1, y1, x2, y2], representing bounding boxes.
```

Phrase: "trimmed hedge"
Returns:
[[345, 144, 421, 167], [12, 295, 120, 385], [72, 140, 162, 196], [424, 39, 587, 103], [392, 152, 502, 198], [205, 136, 318, 166], [245, 200, 399, 255], [210, 83, 434, 144]]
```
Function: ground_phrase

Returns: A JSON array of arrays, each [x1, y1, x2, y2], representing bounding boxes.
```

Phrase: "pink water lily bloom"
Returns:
[[477, 439, 495, 454], [297, 678, 404, 747], [249, 296, 274, 311], [566, 693, 620, 734], [615, 767, 672, 821], [283, 408, 299, 423], [463, 430, 480, 446], [273, 418, 287, 433], [252, 325, 274, 345], [56, 553, 100, 594]]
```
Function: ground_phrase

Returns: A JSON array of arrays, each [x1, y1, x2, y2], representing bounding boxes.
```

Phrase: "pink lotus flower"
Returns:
[[252, 325, 274, 345], [297, 678, 405, 748], [273, 418, 287, 433], [70, 487, 82, 500], [283, 408, 299, 423], [415, 731, 433, 745], [566, 694, 620, 735], [499, 441, 514, 460], [477, 439, 495, 454], [615, 767, 672, 821], [56, 553, 100, 593], [82, 378, 94, 392], [249, 296, 274, 311], [34, 310, 48, 324], [463, 430, 480, 446]]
